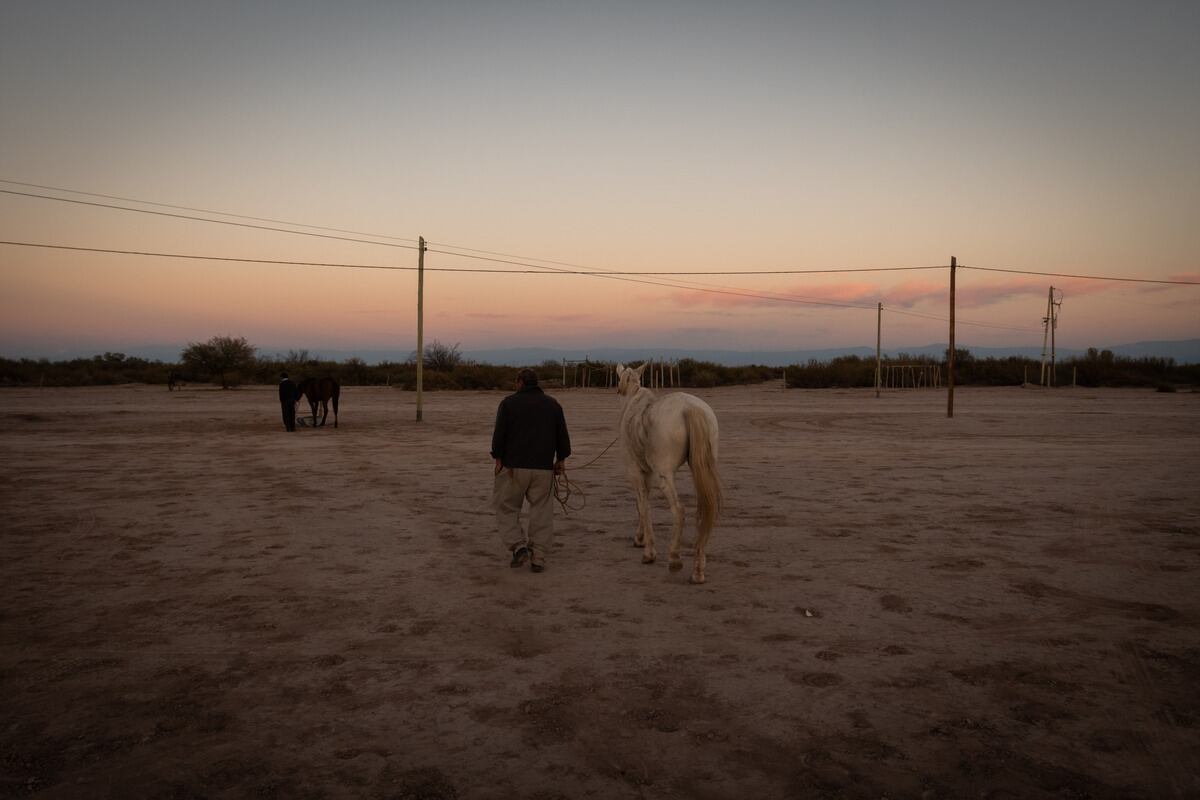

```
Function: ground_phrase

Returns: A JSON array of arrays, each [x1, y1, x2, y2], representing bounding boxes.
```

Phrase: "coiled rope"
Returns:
[[552, 435, 619, 515]]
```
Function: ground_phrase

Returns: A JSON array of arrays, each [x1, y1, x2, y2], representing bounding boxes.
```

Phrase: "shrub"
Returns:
[[181, 335, 257, 389]]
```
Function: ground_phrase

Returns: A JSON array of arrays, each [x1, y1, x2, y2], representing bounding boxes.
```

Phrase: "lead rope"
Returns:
[[552, 435, 619, 515]]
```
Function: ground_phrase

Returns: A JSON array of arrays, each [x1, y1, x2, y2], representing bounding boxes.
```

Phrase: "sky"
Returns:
[[2, 0, 1198, 361]]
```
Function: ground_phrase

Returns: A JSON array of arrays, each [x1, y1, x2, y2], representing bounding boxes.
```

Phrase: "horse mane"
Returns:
[[621, 387, 656, 471]]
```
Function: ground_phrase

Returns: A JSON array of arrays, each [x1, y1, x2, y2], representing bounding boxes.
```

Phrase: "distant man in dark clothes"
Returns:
[[491, 368, 571, 572], [279, 371, 298, 432]]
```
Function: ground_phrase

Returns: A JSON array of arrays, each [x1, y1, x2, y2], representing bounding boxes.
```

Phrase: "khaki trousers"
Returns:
[[493, 468, 554, 563]]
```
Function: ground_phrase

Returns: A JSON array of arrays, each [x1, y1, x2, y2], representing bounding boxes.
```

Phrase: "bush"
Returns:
[[181, 336, 257, 389], [418, 370, 461, 390], [5, 346, 1198, 389]]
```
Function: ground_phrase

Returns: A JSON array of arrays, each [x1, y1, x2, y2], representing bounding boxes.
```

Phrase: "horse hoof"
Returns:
[[642, 555, 655, 564], [633, 538, 644, 548], [689, 574, 706, 584], [669, 561, 683, 572]]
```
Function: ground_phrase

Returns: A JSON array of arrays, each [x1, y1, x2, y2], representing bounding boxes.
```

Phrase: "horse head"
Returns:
[[616, 362, 647, 396]]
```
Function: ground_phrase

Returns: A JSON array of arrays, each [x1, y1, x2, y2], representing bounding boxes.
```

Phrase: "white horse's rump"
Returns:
[[616, 363, 723, 584]]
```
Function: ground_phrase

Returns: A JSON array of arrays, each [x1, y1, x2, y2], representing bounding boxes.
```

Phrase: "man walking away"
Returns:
[[279, 371, 298, 432], [491, 368, 571, 572]]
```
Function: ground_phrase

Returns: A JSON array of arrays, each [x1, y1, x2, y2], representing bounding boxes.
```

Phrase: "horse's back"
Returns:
[[646, 392, 719, 468], [300, 377, 339, 401], [654, 392, 717, 433]]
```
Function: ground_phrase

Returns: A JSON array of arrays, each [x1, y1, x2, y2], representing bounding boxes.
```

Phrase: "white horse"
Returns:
[[615, 362, 723, 584]]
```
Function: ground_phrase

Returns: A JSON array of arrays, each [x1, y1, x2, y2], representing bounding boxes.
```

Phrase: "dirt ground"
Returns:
[[2, 382, 1198, 799]]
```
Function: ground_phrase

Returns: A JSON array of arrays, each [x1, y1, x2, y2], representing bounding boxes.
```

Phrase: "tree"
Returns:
[[285, 349, 310, 366], [410, 340, 465, 372], [181, 335, 258, 388], [342, 357, 369, 386]]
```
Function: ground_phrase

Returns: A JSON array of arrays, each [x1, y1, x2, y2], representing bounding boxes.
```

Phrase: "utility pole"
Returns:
[[875, 301, 882, 398], [1040, 286, 1052, 386], [1050, 288, 1061, 386], [947, 256, 956, 418], [416, 236, 426, 422], [1039, 286, 1063, 387]]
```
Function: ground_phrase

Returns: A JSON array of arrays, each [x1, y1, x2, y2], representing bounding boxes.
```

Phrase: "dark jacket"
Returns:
[[279, 378, 297, 404], [491, 385, 571, 470]]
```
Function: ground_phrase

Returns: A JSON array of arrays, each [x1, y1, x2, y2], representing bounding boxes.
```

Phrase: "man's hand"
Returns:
[[494, 458, 503, 475], [553, 460, 565, 475]]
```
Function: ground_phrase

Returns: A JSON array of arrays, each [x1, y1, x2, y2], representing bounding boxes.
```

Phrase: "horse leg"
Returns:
[[318, 399, 328, 426], [691, 498, 716, 585], [625, 463, 648, 548], [635, 472, 655, 563], [691, 526, 713, 585], [655, 470, 685, 573], [332, 392, 339, 428]]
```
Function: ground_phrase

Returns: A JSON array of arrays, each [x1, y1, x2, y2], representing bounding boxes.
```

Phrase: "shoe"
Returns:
[[530, 562, 545, 573], [509, 546, 530, 568]]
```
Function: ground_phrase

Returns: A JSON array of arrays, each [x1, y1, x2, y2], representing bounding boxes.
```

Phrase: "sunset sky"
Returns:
[[2, 1, 1197, 361]]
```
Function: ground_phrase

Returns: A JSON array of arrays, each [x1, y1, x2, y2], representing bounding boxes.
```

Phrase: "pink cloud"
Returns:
[[1134, 271, 1200, 300], [881, 279, 944, 307], [955, 277, 1112, 308], [664, 272, 1131, 314], [669, 280, 883, 310]]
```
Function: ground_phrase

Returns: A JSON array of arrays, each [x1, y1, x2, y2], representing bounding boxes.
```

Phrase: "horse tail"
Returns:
[[331, 380, 340, 426], [684, 407, 723, 543]]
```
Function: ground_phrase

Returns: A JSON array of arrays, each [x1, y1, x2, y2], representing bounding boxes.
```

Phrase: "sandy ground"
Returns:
[[2, 382, 1198, 799]]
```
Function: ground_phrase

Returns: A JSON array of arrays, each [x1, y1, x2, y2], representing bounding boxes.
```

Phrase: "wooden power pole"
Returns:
[[416, 236, 426, 422], [875, 301, 882, 398], [947, 256, 956, 418]]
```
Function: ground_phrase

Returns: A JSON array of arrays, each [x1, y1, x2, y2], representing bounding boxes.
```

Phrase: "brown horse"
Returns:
[[297, 377, 340, 427]]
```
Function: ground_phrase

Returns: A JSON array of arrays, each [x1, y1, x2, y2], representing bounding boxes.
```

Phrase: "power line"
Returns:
[[0, 241, 415, 272], [885, 306, 1042, 334], [0, 189, 420, 251], [426, 245, 1059, 328], [5, 183, 1191, 286], [0, 240, 1176, 330], [3, 181, 1190, 337], [0, 186, 942, 278], [425, 245, 884, 309], [427, 242, 945, 276], [0, 182, 944, 278], [424, 245, 887, 310], [0, 240, 880, 311], [961, 264, 1199, 286], [0, 179, 421, 245]]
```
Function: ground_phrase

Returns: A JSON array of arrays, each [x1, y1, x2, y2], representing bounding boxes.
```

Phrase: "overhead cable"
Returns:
[[426, 243, 946, 276], [0, 239, 879, 311], [885, 306, 1042, 333], [0, 179, 420, 245], [0, 189, 419, 251], [961, 264, 1198, 286], [4, 184, 1192, 285]]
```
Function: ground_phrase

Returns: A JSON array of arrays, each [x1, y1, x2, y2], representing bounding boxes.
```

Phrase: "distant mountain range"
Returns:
[[459, 340, 1200, 366], [6, 338, 1198, 365]]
